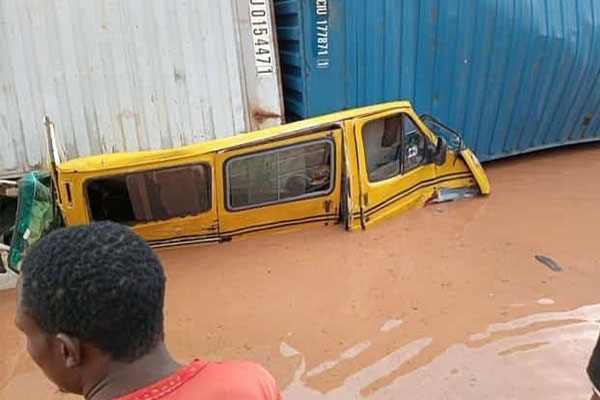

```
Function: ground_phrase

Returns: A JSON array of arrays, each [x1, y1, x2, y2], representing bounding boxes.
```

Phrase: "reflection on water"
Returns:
[[537, 298, 556, 305], [304, 340, 373, 378], [284, 304, 600, 400], [379, 318, 403, 332]]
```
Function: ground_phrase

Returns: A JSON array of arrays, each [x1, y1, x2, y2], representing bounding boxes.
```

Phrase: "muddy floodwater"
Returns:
[[1, 144, 600, 399]]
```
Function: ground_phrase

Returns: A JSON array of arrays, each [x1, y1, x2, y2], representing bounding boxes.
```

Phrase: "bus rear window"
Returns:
[[86, 164, 211, 224]]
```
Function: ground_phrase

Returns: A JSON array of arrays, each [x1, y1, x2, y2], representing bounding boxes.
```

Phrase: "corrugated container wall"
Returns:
[[0, 0, 283, 178], [275, 0, 600, 161]]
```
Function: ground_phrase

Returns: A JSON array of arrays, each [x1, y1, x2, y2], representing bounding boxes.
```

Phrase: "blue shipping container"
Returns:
[[274, 0, 600, 160]]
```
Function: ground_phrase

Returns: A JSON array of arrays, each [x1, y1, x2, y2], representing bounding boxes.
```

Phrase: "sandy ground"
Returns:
[[1, 143, 599, 400]]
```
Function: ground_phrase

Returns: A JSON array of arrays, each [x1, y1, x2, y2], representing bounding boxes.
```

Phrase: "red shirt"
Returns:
[[112, 359, 283, 400]]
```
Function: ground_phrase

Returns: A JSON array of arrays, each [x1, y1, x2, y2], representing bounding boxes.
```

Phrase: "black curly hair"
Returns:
[[20, 222, 166, 362]]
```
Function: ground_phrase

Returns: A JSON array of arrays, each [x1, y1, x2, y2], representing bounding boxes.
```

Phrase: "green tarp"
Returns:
[[8, 171, 63, 273]]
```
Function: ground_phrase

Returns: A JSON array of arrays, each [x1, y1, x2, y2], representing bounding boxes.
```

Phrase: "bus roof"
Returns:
[[57, 102, 410, 174]]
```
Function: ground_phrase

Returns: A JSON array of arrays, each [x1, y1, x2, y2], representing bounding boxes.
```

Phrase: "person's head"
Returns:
[[14, 222, 166, 394], [589, 332, 600, 400]]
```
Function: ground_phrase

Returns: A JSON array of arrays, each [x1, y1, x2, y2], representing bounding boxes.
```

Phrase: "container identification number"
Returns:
[[249, 0, 274, 75], [316, 0, 329, 69]]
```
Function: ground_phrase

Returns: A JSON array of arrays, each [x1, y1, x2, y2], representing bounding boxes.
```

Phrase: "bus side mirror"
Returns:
[[432, 136, 448, 166]]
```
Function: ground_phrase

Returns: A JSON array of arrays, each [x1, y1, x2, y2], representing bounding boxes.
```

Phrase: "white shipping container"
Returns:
[[0, 0, 283, 178]]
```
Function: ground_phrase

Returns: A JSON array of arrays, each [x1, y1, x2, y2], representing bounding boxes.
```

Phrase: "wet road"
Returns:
[[1, 144, 600, 399]]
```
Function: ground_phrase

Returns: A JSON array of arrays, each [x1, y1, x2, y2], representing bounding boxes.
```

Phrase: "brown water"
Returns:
[[1, 144, 600, 400]]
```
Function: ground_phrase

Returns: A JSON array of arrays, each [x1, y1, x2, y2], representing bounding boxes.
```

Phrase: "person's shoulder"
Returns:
[[203, 359, 274, 378], [188, 359, 282, 400]]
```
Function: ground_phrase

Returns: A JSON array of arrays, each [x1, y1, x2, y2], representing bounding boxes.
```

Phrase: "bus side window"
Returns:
[[86, 164, 211, 224], [226, 139, 334, 210], [402, 115, 429, 173], [362, 114, 431, 182], [362, 115, 403, 182]]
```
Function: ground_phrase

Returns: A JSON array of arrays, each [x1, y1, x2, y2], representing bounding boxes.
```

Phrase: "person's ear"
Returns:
[[55, 333, 81, 368]]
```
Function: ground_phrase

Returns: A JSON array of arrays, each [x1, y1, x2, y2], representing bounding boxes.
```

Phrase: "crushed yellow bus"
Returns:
[[6, 101, 490, 271]]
